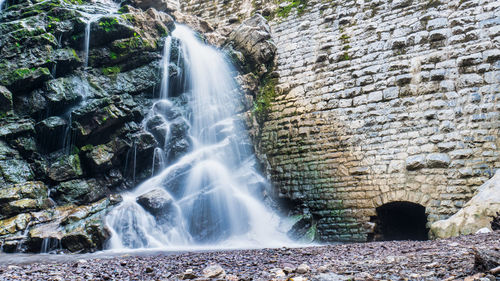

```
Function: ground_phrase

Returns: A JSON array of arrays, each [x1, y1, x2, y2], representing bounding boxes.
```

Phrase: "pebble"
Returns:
[[202, 264, 225, 278], [296, 264, 310, 274]]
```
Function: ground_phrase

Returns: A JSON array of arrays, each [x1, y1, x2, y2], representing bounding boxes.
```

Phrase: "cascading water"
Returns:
[[0, 0, 6, 13], [106, 24, 290, 250]]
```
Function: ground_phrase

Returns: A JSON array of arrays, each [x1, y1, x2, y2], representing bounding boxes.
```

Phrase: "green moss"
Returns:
[[275, 0, 308, 18], [81, 144, 94, 152], [63, 0, 84, 5], [101, 66, 121, 75], [109, 51, 118, 60], [98, 17, 118, 32], [253, 75, 277, 123]]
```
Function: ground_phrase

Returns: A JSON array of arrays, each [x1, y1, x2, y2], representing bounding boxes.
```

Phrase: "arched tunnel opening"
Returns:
[[370, 201, 429, 241]]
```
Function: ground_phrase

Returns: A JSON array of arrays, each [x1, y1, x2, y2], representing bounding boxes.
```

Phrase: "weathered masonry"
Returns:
[[182, 0, 500, 242]]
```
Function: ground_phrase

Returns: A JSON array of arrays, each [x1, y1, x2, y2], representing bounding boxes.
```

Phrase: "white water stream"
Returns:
[[106, 24, 291, 250]]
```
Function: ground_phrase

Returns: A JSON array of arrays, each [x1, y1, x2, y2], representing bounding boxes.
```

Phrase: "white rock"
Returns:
[[430, 170, 500, 238]]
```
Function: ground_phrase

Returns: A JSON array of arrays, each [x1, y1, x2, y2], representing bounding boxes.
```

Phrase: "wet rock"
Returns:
[[202, 264, 226, 278], [88, 16, 136, 49], [146, 115, 169, 146], [430, 170, 500, 238], [87, 144, 114, 169], [53, 179, 108, 205], [159, 162, 192, 199], [152, 100, 181, 118], [0, 67, 51, 94], [0, 159, 34, 184], [89, 61, 162, 96], [1, 198, 51, 220], [166, 117, 190, 161], [287, 214, 317, 243], [35, 116, 68, 153], [50, 48, 82, 77], [136, 188, 175, 224], [226, 14, 277, 73], [71, 94, 139, 146], [24, 197, 116, 253], [47, 154, 83, 182], [0, 86, 13, 114], [0, 118, 35, 139], [0, 181, 48, 204], [0, 213, 32, 236], [125, 0, 180, 12]]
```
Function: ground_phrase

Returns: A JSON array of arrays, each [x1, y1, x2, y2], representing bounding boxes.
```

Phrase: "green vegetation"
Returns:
[[339, 28, 351, 61], [98, 17, 118, 32], [253, 75, 277, 123], [109, 51, 118, 60], [63, 0, 85, 5], [81, 144, 94, 151], [102, 66, 121, 75], [276, 0, 308, 18]]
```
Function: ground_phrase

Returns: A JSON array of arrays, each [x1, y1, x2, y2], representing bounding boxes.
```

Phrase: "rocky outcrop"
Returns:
[[125, 0, 180, 13], [430, 171, 500, 239], [136, 189, 175, 225], [0, 195, 121, 253], [0, 0, 181, 252], [226, 14, 277, 74]]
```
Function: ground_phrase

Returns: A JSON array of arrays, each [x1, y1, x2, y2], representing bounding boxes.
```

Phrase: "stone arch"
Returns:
[[371, 190, 432, 211], [368, 191, 431, 241]]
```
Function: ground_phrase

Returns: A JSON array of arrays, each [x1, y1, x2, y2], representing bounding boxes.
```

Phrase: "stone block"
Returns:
[[426, 153, 451, 168], [406, 155, 426, 170]]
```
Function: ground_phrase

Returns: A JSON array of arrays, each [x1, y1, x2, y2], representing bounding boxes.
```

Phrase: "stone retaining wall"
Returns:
[[181, 0, 500, 241]]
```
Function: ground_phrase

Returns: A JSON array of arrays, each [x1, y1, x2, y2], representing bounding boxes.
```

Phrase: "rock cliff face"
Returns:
[[181, 0, 500, 241], [0, 0, 182, 252]]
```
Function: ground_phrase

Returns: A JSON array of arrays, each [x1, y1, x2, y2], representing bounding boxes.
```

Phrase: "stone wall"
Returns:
[[181, 0, 500, 241]]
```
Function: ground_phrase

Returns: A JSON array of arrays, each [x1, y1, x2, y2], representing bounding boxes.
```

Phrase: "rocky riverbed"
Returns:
[[0, 232, 498, 280]]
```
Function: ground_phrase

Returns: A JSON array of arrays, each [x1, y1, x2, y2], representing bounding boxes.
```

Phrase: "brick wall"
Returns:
[[181, 0, 500, 241]]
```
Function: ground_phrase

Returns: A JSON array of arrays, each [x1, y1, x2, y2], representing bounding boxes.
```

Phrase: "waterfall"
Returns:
[[0, 0, 6, 13], [106, 24, 289, 250]]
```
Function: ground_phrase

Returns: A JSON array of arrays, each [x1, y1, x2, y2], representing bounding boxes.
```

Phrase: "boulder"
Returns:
[[226, 14, 277, 72], [87, 144, 115, 169], [165, 117, 190, 161], [71, 94, 138, 145], [53, 179, 108, 205], [0, 118, 35, 139], [22, 197, 119, 253], [136, 188, 175, 224], [430, 170, 500, 238], [0, 67, 51, 95], [47, 154, 83, 182], [0, 86, 13, 114], [0, 181, 48, 203], [35, 116, 68, 153], [287, 214, 317, 243], [0, 159, 34, 184], [202, 264, 226, 279], [0, 182, 51, 219], [125, 0, 180, 12]]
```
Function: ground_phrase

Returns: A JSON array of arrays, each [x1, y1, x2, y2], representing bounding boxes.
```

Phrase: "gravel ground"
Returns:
[[0, 232, 498, 281]]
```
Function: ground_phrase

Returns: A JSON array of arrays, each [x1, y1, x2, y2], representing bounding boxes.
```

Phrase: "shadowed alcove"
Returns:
[[370, 201, 429, 241]]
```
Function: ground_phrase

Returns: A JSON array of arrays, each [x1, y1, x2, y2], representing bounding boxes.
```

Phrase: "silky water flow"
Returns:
[[106, 24, 291, 250]]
